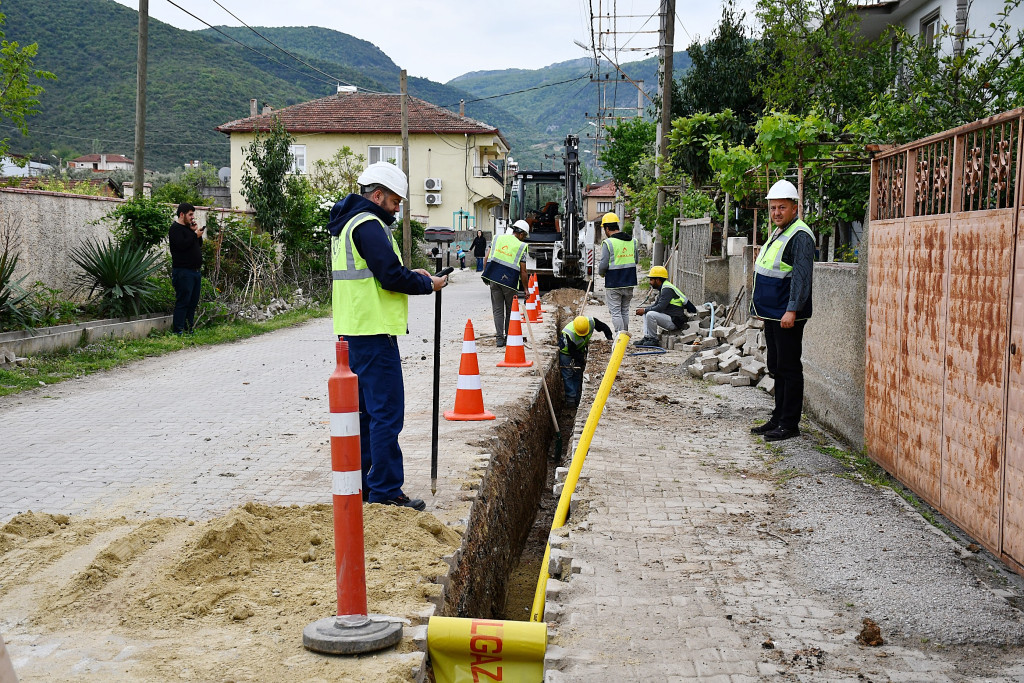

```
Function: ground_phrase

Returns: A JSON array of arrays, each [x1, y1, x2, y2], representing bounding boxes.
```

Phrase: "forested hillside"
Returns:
[[1, 0, 688, 172]]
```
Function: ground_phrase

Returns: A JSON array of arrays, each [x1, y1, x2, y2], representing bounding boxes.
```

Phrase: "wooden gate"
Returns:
[[866, 108, 1024, 572]]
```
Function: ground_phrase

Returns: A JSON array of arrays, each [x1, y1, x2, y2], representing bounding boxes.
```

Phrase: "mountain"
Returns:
[[448, 51, 691, 168], [0, 0, 524, 171], [0, 0, 689, 174]]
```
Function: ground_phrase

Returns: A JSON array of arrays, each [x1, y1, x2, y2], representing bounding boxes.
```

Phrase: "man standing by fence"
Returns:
[[750, 179, 815, 443], [168, 202, 203, 335]]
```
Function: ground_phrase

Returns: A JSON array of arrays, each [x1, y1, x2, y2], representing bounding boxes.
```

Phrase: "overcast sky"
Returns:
[[112, 0, 756, 83]]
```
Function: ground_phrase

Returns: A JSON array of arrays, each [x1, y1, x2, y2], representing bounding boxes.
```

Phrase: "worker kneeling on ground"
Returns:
[[328, 162, 447, 511], [559, 315, 612, 408], [634, 266, 696, 347]]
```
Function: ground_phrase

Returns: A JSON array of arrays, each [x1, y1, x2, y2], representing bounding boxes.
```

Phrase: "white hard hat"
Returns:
[[512, 219, 530, 234], [766, 179, 799, 201], [357, 162, 408, 198]]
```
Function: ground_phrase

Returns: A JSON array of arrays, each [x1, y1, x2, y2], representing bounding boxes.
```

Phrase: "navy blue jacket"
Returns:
[[327, 194, 431, 296]]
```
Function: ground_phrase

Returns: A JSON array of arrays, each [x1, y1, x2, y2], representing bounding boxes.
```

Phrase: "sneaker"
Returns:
[[750, 421, 778, 435], [763, 427, 800, 442], [496, 339, 506, 348], [382, 494, 426, 511], [636, 336, 661, 348]]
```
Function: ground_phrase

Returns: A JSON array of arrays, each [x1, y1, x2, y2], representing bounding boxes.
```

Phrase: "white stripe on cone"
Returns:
[[332, 470, 362, 496], [506, 335, 523, 346], [330, 412, 360, 437], [457, 374, 482, 390], [462, 340, 477, 353]]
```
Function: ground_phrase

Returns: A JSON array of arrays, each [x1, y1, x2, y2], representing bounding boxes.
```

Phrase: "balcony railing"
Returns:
[[473, 162, 504, 183]]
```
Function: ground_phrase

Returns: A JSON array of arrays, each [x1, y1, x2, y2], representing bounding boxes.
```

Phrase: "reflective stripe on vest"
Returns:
[[603, 236, 637, 288], [754, 219, 815, 279], [331, 211, 408, 336], [481, 233, 527, 289], [560, 317, 595, 354], [664, 281, 687, 308]]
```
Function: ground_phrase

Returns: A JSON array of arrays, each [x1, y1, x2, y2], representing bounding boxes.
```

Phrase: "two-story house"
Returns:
[[854, 0, 1012, 50], [216, 90, 508, 232]]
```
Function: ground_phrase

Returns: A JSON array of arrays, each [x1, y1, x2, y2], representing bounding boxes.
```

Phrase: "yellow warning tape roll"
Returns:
[[427, 616, 547, 683]]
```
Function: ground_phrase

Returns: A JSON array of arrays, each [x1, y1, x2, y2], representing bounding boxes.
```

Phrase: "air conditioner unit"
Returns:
[[424, 177, 443, 191], [425, 192, 443, 206]]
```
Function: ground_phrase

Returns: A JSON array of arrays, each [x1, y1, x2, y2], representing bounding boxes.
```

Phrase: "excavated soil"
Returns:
[[0, 503, 460, 682]]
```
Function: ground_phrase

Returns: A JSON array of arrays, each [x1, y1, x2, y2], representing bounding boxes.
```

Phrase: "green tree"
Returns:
[[673, 0, 764, 129], [309, 145, 366, 199], [153, 163, 220, 206], [0, 10, 55, 162], [598, 117, 656, 191], [240, 118, 294, 236], [667, 110, 749, 187], [755, 0, 896, 124], [106, 196, 173, 250]]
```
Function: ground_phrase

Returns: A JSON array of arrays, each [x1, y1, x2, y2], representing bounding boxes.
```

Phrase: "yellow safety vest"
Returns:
[[331, 211, 408, 336], [481, 232, 527, 289], [602, 235, 637, 289], [560, 317, 595, 355], [751, 218, 814, 321]]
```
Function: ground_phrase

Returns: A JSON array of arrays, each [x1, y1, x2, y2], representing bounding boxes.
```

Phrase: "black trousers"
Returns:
[[763, 319, 806, 430]]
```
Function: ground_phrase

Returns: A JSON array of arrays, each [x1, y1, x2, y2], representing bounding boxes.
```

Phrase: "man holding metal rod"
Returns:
[[328, 162, 447, 511]]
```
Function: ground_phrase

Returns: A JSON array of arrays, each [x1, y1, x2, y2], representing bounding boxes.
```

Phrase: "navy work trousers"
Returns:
[[559, 352, 584, 408], [346, 334, 407, 502], [171, 268, 201, 334], [763, 319, 806, 431]]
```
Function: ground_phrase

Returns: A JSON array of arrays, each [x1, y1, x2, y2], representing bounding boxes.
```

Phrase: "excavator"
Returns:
[[507, 134, 593, 289]]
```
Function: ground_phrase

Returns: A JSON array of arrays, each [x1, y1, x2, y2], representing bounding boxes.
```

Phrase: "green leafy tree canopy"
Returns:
[[240, 118, 294, 235], [0, 9, 55, 162]]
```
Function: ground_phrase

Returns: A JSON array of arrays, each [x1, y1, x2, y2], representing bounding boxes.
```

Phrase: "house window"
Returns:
[[369, 145, 401, 166], [596, 201, 613, 213], [920, 10, 941, 48], [289, 144, 306, 174]]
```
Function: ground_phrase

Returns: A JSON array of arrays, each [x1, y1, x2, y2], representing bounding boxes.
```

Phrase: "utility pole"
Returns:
[[133, 0, 148, 199], [652, 0, 674, 266], [401, 69, 411, 265]]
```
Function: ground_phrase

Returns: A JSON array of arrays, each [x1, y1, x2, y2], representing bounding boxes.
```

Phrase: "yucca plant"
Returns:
[[0, 246, 35, 329], [70, 238, 163, 318]]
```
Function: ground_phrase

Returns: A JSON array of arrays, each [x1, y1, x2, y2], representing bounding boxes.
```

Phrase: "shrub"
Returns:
[[70, 238, 164, 318], [0, 245, 33, 329], [106, 196, 173, 250]]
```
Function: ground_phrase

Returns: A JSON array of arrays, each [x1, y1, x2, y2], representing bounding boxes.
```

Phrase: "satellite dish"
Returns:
[[218, 166, 231, 184]]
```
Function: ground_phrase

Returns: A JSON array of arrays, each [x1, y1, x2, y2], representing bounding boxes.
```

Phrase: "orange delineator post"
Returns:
[[328, 340, 368, 621], [497, 296, 533, 368]]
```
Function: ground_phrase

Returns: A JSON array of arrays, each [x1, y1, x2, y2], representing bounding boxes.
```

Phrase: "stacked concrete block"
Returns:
[[669, 309, 773, 395]]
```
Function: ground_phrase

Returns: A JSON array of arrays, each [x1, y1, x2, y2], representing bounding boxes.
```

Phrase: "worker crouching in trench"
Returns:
[[559, 315, 613, 408]]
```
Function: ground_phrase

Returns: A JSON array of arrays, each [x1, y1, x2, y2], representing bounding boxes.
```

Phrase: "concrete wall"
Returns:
[[703, 256, 730, 306], [802, 261, 866, 450], [1, 188, 123, 293], [2, 188, 252, 297], [227, 130, 507, 231]]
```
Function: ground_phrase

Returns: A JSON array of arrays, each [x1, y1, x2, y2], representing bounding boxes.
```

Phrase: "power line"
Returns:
[[206, 0, 375, 92], [164, 0, 337, 89], [443, 75, 589, 108], [18, 127, 229, 147]]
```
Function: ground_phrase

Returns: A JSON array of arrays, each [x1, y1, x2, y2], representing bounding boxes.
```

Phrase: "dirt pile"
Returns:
[[1, 504, 461, 682]]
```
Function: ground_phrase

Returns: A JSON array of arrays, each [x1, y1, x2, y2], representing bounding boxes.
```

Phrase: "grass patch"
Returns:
[[0, 304, 330, 397]]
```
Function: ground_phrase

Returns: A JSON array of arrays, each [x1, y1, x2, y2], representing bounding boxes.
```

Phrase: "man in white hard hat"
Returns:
[[327, 161, 448, 511], [597, 212, 637, 336], [749, 178, 815, 443], [481, 219, 529, 347]]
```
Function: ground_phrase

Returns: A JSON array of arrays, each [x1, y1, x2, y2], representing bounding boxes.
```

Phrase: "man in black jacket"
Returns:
[[168, 202, 203, 334]]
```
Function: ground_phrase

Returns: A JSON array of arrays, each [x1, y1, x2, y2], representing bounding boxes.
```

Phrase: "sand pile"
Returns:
[[1, 503, 461, 682]]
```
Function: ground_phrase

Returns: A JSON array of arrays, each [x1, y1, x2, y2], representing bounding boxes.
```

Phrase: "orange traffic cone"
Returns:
[[525, 285, 540, 324], [497, 297, 533, 368], [444, 320, 496, 421], [531, 275, 544, 321]]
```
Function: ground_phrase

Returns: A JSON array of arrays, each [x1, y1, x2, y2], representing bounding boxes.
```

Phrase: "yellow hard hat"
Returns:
[[601, 212, 620, 226], [647, 266, 669, 279], [573, 316, 591, 336]]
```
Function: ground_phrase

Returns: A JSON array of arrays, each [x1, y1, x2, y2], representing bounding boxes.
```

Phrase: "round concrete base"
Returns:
[[302, 615, 404, 655]]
